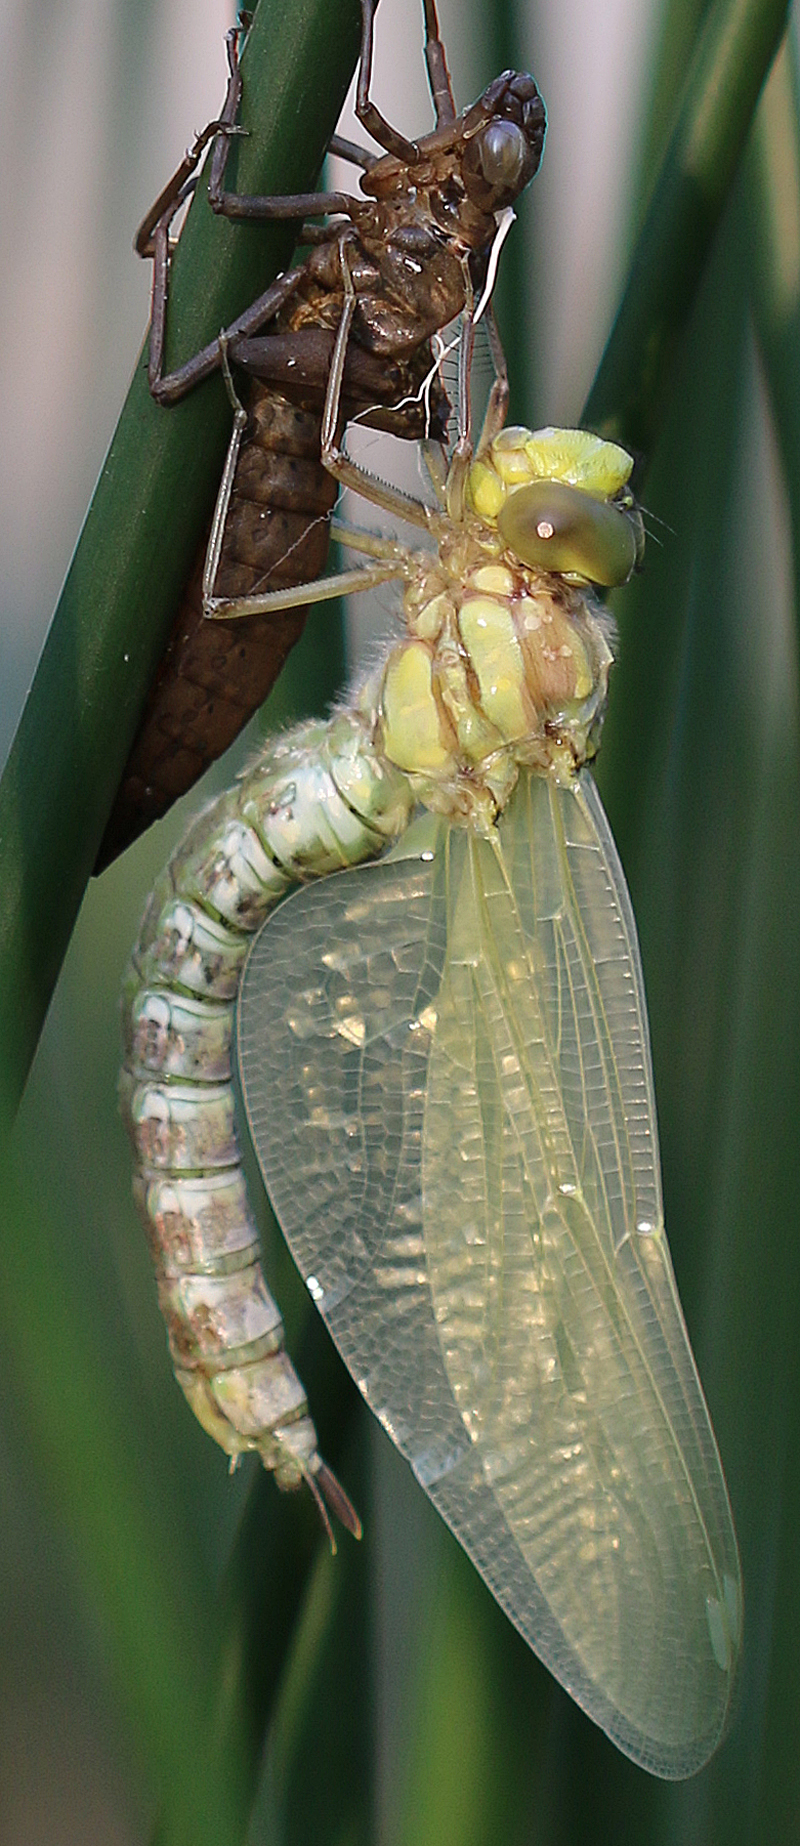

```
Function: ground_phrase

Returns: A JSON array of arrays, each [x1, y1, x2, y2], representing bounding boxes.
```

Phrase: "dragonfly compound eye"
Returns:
[[462, 81, 545, 208], [497, 481, 640, 586], [477, 120, 528, 191]]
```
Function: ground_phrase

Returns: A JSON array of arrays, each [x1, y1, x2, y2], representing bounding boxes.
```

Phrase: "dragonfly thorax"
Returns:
[[375, 545, 616, 828]]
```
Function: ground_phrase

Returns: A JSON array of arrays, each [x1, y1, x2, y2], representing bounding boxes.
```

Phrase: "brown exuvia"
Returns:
[[96, 0, 545, 868]]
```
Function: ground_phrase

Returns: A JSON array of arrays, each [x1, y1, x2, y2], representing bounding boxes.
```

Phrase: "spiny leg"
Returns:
[[201, 340, 403, 622], [200, 334, 249, 613], [206, 562, 404, 621], [419, 436, 449, 507], [446, 212, 515, 515], [477, 302, 510, 454]]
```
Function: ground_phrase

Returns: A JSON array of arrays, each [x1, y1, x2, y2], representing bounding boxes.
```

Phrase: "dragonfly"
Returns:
[[97, 0, 545, 866], [120, 289, 741, 1774]]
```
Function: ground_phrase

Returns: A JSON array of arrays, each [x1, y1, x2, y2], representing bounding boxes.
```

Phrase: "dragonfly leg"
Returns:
[[206, 562, 402, 622], [329, 517, 410, 567], [355, 0, 420, 162], [477, 302, 510, 454], [199, 340, 394, 622], [134, 135, 218, 264], [328, 132, 377, 172], [201, 342, 404, 623], [355, 0, 455, 151], [446, 214, 514, 513], [419, 437, 449, 506], [319, 239, 437, 533], [443, 293, 510, 520], [134, 28, 244, 263], [206, 26, 355, 224], [136, 25, 248, 396], [147, 269, 308, 404], [422, 0, 457, 126], [147, 251, 325, 402], [140, 24, 357, 405], [439, 270, 477, 523], [200, 337, 249, 613]]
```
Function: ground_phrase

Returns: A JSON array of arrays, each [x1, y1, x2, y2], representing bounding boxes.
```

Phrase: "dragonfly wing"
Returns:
[[239, 771, 741, 1776], [240, 821, 471, 1482]]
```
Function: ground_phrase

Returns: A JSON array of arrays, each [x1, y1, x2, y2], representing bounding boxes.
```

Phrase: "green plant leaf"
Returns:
[[584, 0, 789, 451], [0, 0, 362, 1132]]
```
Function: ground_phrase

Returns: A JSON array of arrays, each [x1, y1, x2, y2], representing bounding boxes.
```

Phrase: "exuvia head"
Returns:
[[461, 73, 547, 211]]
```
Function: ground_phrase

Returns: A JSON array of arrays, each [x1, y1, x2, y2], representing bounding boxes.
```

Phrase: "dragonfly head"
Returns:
[[468, 427, 645, 586]]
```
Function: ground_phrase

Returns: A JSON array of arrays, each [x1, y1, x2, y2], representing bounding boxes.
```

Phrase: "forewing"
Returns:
[[239, 773, 741, 1777]]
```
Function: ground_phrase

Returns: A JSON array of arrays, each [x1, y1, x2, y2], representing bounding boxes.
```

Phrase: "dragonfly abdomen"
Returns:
[[120, 714, 413, 1521]]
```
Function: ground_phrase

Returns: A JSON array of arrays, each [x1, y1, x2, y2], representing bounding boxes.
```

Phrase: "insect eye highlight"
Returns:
[[497, 481, 641, 586]]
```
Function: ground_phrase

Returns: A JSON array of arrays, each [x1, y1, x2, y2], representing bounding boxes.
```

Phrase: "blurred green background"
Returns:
[[1, 0, 800, 1840]]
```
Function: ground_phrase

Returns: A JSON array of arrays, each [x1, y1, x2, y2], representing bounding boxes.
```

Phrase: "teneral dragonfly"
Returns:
[[97, 0, 545, 865], [120, 325, 741, 1775]]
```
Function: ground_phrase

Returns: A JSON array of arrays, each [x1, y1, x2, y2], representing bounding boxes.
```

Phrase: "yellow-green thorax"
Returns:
[[358, 426, 639, 832]]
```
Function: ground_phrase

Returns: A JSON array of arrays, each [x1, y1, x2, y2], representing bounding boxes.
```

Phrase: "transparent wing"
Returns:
[[239, 769, 741, 1776]]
